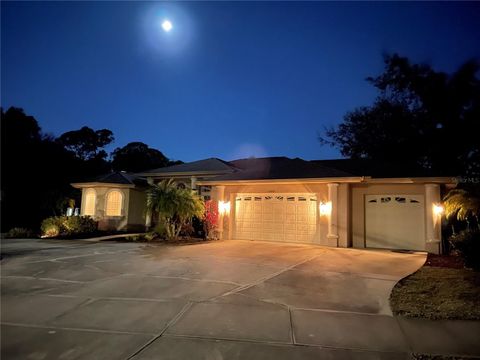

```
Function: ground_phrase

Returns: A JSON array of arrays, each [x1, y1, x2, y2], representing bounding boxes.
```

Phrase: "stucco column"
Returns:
[[425, 183, 441, 254], [145, 210, 152, 230], [327, 183, 339, 247], [191, 176, 197, 191], [213, 185, 225, 240]]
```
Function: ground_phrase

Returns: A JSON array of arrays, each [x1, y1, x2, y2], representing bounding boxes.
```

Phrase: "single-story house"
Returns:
[[71, 157, 456, 254]]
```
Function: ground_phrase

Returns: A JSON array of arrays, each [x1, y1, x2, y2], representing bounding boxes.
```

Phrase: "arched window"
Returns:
[[106, 190, 123, 216], [84, 189, 96, 216]]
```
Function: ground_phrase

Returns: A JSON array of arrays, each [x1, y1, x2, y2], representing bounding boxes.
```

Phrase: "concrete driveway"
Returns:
[[1, 238, 425, 359]]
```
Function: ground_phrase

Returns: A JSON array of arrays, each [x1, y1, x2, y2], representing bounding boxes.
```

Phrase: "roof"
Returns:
[[211, 157, 356, 181], [86, 172, 148, 186], [139, 158, 237, 175]]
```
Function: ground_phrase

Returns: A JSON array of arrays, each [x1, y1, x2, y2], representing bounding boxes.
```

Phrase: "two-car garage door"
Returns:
[[234, 193, 317, 243], [365, 194, 425, 251]]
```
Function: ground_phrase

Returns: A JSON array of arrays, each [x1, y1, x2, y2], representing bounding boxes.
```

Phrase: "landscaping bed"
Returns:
[[390, 254, 480, 320]]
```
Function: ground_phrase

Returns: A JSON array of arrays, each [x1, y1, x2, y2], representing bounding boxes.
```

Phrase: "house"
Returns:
[[71, 157, 456, 254]]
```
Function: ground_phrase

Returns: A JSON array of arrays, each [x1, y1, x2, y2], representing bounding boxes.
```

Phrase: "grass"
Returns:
[[390, 266, 480, 320]]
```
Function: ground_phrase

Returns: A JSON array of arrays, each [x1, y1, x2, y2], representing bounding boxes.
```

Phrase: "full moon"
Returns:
[[161, 20, 173, 32]]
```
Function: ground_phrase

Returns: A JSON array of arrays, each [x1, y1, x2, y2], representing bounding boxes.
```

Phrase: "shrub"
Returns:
[[40, 216, 98, 238], [153, 223, 167, 239], [41, 217, 63, 237], [62, 216, 97, 236], [450, 229, 480, 271], [5, 227, 35, 238]]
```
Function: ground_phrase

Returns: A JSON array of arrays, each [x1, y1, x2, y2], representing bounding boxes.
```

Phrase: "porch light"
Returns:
[[218, 201, 231, 215], [319, 201, 332, 216], [433, 203, 444, 216]]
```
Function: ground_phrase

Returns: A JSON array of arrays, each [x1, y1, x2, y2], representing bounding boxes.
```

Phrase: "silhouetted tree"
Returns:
[[1, 107, 79, 231], [321, 54, 480, 175], [111, 142, 170, 172], [57, 126, 114, 161]]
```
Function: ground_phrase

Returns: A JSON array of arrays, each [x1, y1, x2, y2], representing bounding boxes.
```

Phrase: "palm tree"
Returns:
[[146, 179, 205, 240], [443, 187, 480, 232]]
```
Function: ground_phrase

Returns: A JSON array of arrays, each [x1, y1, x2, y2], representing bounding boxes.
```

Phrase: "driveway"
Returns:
[[1, 238, 425, 359]]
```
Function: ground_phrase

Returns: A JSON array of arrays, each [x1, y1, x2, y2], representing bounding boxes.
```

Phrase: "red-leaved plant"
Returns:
[[204, 200, 219, 239]]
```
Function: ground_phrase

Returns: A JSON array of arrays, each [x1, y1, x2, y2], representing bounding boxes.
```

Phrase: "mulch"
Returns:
[[425, 253, 465, 269]]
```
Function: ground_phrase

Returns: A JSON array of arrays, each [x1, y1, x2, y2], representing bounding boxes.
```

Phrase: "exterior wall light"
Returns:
[[319, 201, 332, 217], [218, 201, 230, 216], [433, 203, 444, 216]]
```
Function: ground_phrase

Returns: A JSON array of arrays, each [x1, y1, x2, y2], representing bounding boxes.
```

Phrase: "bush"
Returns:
[[40, 216, 98, 238], [450, 229, 480, 271], [5, 227, 35, 238], [41, 217, 63, 237], [153, 223, 166, 239], [62, 216, 97, 236]]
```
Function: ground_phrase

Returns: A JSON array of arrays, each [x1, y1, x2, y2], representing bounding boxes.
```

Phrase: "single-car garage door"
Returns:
[[365, 194, 425, 250], [234, 193, 317, 243]]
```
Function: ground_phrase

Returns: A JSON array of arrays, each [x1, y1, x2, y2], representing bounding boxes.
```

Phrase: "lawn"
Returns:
[[390, 259, 480, 320]]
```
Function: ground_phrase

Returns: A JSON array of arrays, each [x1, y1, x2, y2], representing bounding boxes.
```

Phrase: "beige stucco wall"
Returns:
[[80, 186, 130, 231], [127, 189, 147, 230], [351, 183, 431, 251]]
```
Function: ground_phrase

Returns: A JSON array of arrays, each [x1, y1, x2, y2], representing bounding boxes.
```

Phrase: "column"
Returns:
[[327, 183, 339, 247], [191, 176, 197, 191], [145, 210, 152, 231], [213, 185, 225, 240], [425, 183, 441, 254]]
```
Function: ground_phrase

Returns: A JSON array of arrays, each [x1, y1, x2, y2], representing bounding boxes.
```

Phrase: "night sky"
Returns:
[[2, 2, 479, 162]]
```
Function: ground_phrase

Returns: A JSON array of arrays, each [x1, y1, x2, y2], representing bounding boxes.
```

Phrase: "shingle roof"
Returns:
[[140, 158, 237, 175], [92, 172, 148, 186], [211, 157, 356, 181]]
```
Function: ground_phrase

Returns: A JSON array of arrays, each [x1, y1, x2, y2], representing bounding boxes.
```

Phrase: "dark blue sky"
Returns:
[[2, 2, 479, 162]]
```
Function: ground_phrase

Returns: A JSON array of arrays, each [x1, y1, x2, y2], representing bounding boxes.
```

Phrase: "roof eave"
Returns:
[[70, 182, 135, 189], [197, 177, 367, 186]]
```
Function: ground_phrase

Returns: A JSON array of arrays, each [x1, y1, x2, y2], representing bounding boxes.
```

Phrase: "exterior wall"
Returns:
[[213, 183, 348, 246], [80, 187, 130, 231], [350, 183, 440, 253], [127, 188, 147, 231]]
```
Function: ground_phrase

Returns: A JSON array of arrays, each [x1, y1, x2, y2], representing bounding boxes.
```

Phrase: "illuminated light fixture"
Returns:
[[319, 201, 332, 216], [218, 201, 231, 215], [161, 19, 173, 32], [433, 203, 444, 216]]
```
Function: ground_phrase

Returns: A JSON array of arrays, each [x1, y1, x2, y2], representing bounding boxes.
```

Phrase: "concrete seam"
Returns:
[[0, 321, 154, 336], [125, 302, 193, 360], [211, 254, 319, 300]]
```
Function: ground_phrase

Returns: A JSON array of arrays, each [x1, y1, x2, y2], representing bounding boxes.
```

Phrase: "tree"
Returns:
[[321, 54, 480, 175], [1, 107, 80, 230], [57, 126, 114, 161], [111, 142, 169, 172], [146, 179, 204, 240], [444, 187, 480, 231]]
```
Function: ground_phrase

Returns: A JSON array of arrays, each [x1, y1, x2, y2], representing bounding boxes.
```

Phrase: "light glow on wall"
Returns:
[[433, 203, 444, 216], [319, 201, 332, 216], [218, 201, 231, 215]]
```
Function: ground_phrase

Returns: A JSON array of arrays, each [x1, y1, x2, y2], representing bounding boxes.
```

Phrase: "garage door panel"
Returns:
[[366, 194, 425, 250], [235, 193, 318, 244]]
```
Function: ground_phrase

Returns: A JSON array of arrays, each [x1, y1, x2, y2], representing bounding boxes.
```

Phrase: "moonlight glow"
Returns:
[[161, 20, 173, 32]]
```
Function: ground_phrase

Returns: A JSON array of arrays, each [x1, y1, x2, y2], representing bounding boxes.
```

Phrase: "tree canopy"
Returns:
[[321, 54, 480, 175], [111, 142, 170, 172], [57, 126, 114, 161]]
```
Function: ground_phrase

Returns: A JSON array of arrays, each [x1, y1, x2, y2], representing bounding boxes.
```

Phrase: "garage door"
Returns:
[[234, 193, 317, 243], [365, 194, 425, 250]]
